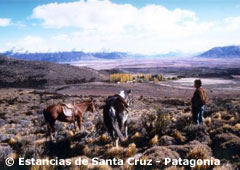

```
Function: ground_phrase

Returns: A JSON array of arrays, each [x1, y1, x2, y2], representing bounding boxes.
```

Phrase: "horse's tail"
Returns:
[[112, 124, 125, 142], [107, 107, 125, 142]]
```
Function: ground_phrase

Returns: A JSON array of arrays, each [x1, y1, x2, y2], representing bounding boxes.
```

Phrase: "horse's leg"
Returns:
[[123, 111, 129, 138], [73, 120, 77, 134], [48, 122, 55, 141], [124, 122, 128, 138], [115, 137, 119, 147], [77, 114, 83, 132], [47, 123, 53, 141], [111, 130, 118, 147], [111, 128, 119, 147]]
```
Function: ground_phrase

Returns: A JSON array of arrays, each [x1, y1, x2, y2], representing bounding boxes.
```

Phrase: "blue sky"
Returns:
[[0, 0, 240, 54]]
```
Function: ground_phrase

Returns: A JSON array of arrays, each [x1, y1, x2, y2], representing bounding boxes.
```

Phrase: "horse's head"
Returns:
[[87, 99, 96, 113], [119, 89, 133, 106]]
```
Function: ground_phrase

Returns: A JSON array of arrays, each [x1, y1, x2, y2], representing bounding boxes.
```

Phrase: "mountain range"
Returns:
[[1, 45, 240, 63], [198, 45, 240, 58], [0, 50, 187, 63], [1, 51, 130, 62]]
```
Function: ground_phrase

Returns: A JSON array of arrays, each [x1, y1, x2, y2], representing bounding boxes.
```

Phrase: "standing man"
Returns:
[[191, 79, 207, 125]]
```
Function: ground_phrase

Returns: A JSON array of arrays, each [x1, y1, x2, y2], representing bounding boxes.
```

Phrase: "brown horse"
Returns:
[[43, 99, 96, 141]]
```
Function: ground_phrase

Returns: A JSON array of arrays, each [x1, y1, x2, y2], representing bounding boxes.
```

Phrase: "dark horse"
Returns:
[[43, 99, 96, 140], [103, 90, 132, 147]]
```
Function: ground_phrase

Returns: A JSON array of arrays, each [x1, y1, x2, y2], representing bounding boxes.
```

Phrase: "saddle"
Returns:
[[63, 103, 75, 109], [62, 103, 76, 117]]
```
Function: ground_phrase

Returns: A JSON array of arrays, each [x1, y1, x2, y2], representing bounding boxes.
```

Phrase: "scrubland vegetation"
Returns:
[[0, 88, 239, 170]]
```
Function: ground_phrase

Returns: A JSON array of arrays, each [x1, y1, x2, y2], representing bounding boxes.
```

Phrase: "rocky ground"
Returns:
[[0, 83, 239, 170]]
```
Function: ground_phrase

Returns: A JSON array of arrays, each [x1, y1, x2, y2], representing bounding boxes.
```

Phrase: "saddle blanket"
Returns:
[[62, 107, 74, 117]]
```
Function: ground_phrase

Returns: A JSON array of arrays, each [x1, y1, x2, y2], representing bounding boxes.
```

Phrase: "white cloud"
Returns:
[[5, 36, 55, 52], [0, 18, 11, 27], [4, 0, 240, 54]]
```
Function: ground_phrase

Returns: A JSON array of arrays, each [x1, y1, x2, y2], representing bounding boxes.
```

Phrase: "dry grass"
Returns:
[[186, 146, 211, 170], [165, 166, 184, 170], [222, 124, 232, 129], [82, 146, 90, 155], [213, 112, 222, 120], [105, 143, 136, 158], [68, 130, 75, 137], [131, 132, 142, 140], [234, 123, 240, 130], [125, 143, 137, 157], [98, 134, 109, 144], [121, 162, 134, 170], [172, 130, 185, 143], [212, 163, 234, 170], [7, 151, 17, 159], [87, 137, 94, 144], [8, 137, 16, 145], [187, 146, 209, 160], [70, 156, 89, 170], [89, 165, 112, 170], [88, 125, 95, 132], [229, 117, 235, 122], [204, 117, 212, 125], [105, 146, 124, 158], [149, 135, 158, 146], [30, 165, 56, 170]]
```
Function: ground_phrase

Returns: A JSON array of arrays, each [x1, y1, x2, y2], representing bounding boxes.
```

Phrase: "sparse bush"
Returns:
[[140, 108, 170, 136], [140, 111, 156, 134], [183, 124, 211, 144], [155, 109, 170, 135]]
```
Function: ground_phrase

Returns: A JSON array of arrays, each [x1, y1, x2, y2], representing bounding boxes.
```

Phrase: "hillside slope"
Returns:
[[0, 55, 108, 88]]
